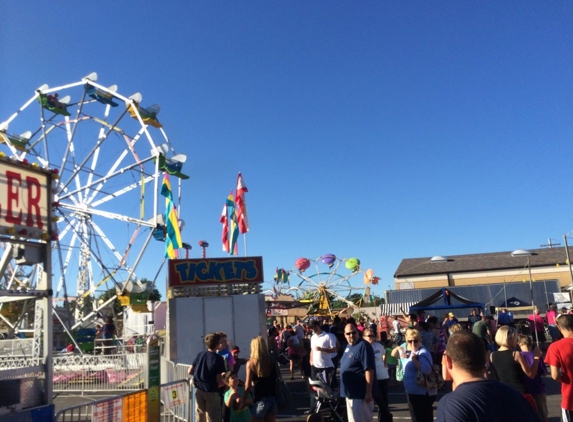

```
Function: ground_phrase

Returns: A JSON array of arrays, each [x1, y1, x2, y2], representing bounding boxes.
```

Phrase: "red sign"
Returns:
[[0, 159, 52, 239], [168, 256, 264, 287]]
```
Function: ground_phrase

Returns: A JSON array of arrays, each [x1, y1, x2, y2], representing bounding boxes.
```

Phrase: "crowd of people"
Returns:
[[188, 306, 573, 422]]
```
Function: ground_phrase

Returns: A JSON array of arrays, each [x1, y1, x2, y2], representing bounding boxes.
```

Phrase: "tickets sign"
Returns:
[[0, 159, 52, 239], [168, 256, 264, 287]]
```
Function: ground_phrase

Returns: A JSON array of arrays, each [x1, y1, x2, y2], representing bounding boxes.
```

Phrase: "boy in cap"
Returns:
[[445, 313, 458, 330], [231, 346, 248, 375]]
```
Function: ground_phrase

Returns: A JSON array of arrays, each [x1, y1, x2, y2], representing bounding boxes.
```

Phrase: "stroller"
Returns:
[[308, 378, 347, 422]]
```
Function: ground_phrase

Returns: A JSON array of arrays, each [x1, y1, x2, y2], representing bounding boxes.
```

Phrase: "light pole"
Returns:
[[181, 242, 192, 259], [511, 249, 539, 345], [199, 240, 209, 258]]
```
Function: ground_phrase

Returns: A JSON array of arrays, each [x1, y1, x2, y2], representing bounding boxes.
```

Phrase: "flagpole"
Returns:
[[243, 234, 248, 256]]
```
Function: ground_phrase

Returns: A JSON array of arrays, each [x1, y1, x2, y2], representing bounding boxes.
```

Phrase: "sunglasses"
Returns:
[[407, 339, 419, 344], [344, 331, 357, 336]]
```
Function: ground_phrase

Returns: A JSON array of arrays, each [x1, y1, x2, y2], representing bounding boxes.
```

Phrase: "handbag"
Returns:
[[415, 367, 439, 389], [414, 354, 445, 389], [275, 379, 291, 410]]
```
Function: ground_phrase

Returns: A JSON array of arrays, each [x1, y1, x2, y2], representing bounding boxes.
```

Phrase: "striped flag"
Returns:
[[226, 192, 239, 255], [161, 174, 182, 259], [235, 173, 249, 234]]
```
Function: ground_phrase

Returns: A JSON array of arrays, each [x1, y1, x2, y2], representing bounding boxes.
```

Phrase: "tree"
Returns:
[[96, 279, 161, 317]]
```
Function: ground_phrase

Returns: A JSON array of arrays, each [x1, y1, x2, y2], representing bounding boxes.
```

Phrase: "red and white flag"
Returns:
[[235, 173, 249, 234], [220, 202, 229, 252]]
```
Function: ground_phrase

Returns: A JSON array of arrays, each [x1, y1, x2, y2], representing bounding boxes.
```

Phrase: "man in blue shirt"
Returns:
[[189, 333, 227, 422], [340, 323, 377, 422], [437, 331, 540, 422], [497, 308, 514, 327]]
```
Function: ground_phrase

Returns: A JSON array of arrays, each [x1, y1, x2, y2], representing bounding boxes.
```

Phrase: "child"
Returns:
[[384, 340, 397, 382], [223, 371, 251, 422], [287, 330, 304, 380], [217, 332, 236, 371], [518, 335, 548, 422]]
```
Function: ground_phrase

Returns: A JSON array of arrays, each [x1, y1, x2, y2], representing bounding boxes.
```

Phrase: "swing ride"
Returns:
[[270, 254, 380, 316], [0, 73, 186, 338]]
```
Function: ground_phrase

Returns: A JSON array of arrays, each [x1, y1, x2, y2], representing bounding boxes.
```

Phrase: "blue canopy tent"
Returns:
[[408, 288, 485, 316], [499, 296, 531, 308]]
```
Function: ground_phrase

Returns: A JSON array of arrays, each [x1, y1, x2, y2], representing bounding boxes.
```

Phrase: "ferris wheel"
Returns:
[[271, 254, 379, 316], [0, 73, 186, 328]]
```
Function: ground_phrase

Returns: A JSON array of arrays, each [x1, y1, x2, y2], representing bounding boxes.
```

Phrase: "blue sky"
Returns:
[[2, 2, 573, 300]]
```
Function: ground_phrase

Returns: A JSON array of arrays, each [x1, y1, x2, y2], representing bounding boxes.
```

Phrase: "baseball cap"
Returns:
[[448, 312, 455, 317]]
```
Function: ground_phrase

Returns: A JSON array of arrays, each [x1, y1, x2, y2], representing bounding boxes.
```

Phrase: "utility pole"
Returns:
[[563, 235, 573, 288]]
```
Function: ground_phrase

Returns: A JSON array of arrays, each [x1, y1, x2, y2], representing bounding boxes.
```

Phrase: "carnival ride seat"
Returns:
[[37, 92, 71, 116], [0, 130, 31, 151], [85, 84, 119, 107], [308, 378, 347, 422], [127, 101, 163, 128], [153, 144, 189, 179]]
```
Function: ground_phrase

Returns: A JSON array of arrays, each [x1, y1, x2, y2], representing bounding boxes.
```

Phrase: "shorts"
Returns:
[[250, 397, 277, 419]]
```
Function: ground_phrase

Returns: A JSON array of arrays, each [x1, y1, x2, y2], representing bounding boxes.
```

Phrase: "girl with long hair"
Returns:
[[242, 336, 279, 422]]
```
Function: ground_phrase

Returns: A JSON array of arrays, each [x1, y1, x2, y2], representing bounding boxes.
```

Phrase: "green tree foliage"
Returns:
[[97, 279, 161, 317]]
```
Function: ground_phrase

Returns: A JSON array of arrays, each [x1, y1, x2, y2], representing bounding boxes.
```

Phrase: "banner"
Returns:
[[168, 256, 264, 287]]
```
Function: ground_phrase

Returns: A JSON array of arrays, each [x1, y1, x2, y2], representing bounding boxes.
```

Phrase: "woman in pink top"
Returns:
[[527, 307, 546, 346], [546, 304, 562, 342]]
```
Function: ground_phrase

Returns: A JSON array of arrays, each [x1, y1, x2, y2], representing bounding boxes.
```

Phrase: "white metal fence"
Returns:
[[160, 379, 191, 422], [54, 390, 148, 422], [0, 338, 33, 356], [53, 352, 146, 393], [53, 379, 192, 422], [161, 357, 191, 384]]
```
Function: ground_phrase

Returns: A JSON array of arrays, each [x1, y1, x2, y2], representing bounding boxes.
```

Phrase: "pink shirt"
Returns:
[[527, 314, 544, 332], [546, 309, 558, 325]]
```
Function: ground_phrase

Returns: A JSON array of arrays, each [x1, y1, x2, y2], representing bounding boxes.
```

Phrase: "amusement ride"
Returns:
[[269, 254, 380, 316], [0, 73, 186, 339]]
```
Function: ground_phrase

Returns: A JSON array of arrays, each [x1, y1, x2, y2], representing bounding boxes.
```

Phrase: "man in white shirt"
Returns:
[[306, 320, 338, 414], [310, 320, 337, 383], [294, 318, 306, 341], [392, 316, 403, 344]]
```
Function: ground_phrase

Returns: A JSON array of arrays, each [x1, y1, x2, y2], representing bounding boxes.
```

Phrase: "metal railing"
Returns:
[[54, 380, 193, 422], [160, 379, 191, 422], [54, 390, 148, 422], [53, 352, 146, 393], [161, 357, 191, 384], [0, 338, 33, 356]]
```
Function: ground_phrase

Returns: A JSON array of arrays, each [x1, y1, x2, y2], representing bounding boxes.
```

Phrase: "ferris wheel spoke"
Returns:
[[61, 202, 153, 227], [84, 129, 150, 205], [89, 218, 136, 268], [89, 174, 155, 209], [54, 232, 78, 296], [60, 157, 154, 202]]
